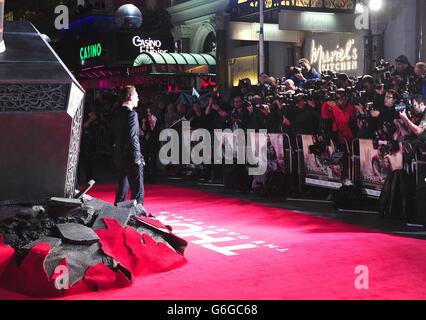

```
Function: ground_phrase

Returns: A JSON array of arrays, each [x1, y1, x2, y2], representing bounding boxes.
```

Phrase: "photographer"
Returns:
[[393, 55, 416, 80], [390, 75, 407, 93], [268, 95, 286, 133], [283, 79, 297, 94], [140, 107, 160, 183], [337, 73, 353, 89], [413, 62, 426, 98], [355, 101, 382, 139], [244, 98, 261, 130], [284, 93, 321, 135], [258, 102, 275, 132], [290, 58, 321, 88], [188, 97, 208, 130], [228, 95, 247, 131], [380, 89, 400, 123], [399, 95, 426, 144], [361, 75, 376, 100], [321, 88, 356, 146], [205, 94, 228, 130]]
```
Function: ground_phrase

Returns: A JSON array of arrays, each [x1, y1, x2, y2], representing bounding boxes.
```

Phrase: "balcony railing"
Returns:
[[231, 0, 356, 18]]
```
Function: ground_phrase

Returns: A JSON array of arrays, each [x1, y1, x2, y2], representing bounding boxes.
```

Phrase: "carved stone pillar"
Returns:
[[214, 15, 227, 87]]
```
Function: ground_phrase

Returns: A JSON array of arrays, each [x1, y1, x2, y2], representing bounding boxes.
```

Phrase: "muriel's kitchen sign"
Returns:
[[310, 39, 358, 73]]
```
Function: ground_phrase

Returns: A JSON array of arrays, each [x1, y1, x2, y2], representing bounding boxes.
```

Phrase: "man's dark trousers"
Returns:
[[114, 162, 144, 205]]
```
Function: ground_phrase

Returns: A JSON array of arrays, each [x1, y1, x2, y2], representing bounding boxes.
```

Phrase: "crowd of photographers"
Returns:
[[189, 55, 426, 164], [78, 54, 426, 191]]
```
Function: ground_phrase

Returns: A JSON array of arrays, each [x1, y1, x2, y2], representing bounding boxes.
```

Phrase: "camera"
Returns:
[[309, 140, 329, 157], [394, 91, 413, 112], [324, 91, 337, 102], [259, 104, 270, 111], [365, 102, 376, 112], [322, 70, 338, 84], [352, 90, 369, 105], [374, 59, 395, 74], [238, 78, 251, 88], [290, 66, 303, 74], [376, 83, 385, 90], [376, 140, 400, 156], [212, 94, 223, 106]]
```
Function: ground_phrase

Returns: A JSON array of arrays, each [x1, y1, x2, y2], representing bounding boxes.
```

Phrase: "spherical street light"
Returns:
[[116, 4, 143, 29], [369, 0, 383, 11]]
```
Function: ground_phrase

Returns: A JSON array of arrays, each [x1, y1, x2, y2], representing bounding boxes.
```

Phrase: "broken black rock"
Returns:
[[44, 243, 103, 286], [49, 197, 83, 207], [92, 204, 132, 230], [116, 200, 147, 217], [0, 205, 44, 222], [56, 223, 99, 245]]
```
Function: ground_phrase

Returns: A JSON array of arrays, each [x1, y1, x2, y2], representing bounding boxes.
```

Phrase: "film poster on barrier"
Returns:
[[300, 134, 344, 189], [247, 132, 285, 174], [359, 139, 403, 197], [248, 132, 285, 192]]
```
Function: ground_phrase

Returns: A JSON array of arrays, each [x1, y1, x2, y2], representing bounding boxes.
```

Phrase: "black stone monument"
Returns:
[[0, 15, 85, 203]]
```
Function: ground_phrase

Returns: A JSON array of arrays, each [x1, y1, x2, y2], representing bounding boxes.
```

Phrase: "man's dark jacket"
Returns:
[[111, 106, 142, 167]]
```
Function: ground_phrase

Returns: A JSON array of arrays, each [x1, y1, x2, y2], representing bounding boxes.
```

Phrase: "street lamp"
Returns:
[[369, 0, 383, 11], [259, 0, 265, 76], [356, 0, 384, 73]]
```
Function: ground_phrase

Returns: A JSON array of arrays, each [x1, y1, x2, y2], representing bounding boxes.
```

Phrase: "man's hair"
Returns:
[[284, 79, 295, 86], [362, 75, 375, 84], [121, 85, 137, 102], [298, 58, 311, 66], [336, 88, 346, 96], [413, 94, 425, 105], [386, 89, 398, 100], [416, 62, 426, 72]]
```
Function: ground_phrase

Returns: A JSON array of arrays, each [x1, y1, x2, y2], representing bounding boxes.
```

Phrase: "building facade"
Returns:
[[167, 0, 426, 89]]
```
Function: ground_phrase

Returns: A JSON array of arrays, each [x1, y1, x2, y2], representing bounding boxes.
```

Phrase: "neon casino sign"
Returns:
[[132, 36, 169, 53], [310, 39, 358, 72], [80, 43, 102, 61]]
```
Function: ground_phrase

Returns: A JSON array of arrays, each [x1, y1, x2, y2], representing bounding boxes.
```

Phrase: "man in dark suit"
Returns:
[[111, 85, 144, 205]]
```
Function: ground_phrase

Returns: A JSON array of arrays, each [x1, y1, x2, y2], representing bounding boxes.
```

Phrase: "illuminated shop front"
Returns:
[[56, 29, 216, 93], [228, 0, 365, 83]]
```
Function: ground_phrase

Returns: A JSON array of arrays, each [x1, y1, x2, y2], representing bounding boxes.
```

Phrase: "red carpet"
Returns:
[[1, 184, 426, 300]]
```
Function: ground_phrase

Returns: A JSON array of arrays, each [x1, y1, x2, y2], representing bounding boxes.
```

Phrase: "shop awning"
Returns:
[[133, 52, 216, 75]]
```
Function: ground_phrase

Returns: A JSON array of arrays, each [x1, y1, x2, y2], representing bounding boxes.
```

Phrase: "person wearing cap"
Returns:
[[393, 55, 415, 80], [337, 73, 353, 89]]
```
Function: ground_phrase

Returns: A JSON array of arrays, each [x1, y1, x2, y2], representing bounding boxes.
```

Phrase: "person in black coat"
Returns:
[[140, 107, 161, 183], [111, 85, 144, 205]]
